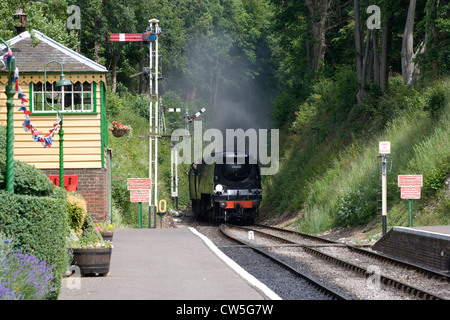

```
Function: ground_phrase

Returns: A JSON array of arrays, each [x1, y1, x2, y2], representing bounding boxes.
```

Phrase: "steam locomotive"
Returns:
[[188, 151, 262, 224]]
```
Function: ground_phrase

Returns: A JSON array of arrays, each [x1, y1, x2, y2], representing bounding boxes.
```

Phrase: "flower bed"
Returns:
[[0, 234, 55, 300]]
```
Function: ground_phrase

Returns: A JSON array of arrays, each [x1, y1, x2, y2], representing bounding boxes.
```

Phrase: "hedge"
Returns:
[[0, 126, 68, 299], [0, 189, 68, 299]]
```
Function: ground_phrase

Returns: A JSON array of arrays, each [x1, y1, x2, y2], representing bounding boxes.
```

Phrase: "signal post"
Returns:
[[111, 19, 162, 227]]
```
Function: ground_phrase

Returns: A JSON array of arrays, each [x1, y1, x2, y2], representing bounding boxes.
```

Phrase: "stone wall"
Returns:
[[372, 226, 450, 273]]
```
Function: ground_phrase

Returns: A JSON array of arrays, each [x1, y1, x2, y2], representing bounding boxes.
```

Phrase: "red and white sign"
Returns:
[[398, 175, 423, 187], [379, 141, 390, 154], [401, 187, 421, 199], [110, 33, 145, 42], [127, 178, 151, 190], [130, 189, 150, 203]]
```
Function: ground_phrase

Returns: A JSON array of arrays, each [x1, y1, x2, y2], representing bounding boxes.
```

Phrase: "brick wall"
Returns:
[[43, 168, 110, 224], [372, 227, 450, 273]]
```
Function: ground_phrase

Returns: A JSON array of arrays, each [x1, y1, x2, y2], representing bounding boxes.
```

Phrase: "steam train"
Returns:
[[188, 151, 262, 224]]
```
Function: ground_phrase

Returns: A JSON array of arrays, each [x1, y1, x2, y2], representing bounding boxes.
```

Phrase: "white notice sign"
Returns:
[[379, 141, 390, 154]]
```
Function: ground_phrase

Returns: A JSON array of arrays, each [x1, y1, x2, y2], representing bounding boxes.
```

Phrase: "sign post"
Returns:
[[379, 141, 390, 235], [408, 199, 413, 227], [398, 175, 422, 227], [127, 178, 151, 228]]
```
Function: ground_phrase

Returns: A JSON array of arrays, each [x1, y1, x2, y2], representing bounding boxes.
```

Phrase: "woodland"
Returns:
[[1, 0, 449, 232]]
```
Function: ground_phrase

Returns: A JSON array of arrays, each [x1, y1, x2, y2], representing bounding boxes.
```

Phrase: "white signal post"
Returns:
[[110, 19, 162, 228], [379, 141, 390, 235], [149, 18, 160, 228]]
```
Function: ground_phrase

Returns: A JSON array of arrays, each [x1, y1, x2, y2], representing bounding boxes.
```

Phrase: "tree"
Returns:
[[354, 0, 364, 104], [401, 0, 417, 86], [0, 0, 78, 49]]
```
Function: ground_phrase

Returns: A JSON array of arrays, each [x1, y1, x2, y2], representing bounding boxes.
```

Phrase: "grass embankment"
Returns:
[[262, 77, 450, 236], [106, 87, 190, 228]]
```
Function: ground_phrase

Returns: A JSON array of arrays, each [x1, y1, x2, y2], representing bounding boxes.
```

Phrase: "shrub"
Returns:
[[423, 159, 450, 196], [0, 127, 63, 196], [81, 209, 103, 243], [424, 83, 447, 120], [0, 233, 55, 300], [0, 126, 5, 152], [66, 193, 87, 237], [0, 143, 53, 197], [0, 189, 67, 299], [336, 184, 377, 227]]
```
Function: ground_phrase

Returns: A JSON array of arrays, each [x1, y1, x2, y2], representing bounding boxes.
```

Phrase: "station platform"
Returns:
[[58, 228, 281, 300], [372, 225, 450, 274]]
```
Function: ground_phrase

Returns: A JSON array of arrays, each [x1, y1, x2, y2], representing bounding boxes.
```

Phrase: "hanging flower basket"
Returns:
[[110, 121, 130, 138], [112, 128, 127, 137]]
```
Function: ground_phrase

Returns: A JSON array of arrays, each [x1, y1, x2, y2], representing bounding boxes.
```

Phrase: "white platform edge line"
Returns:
[[188, 227, 282, 300], [393, 226, 450, 241]]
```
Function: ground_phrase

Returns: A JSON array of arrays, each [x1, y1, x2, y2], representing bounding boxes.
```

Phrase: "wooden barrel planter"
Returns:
[[101, 231, 113, 242], [71, 248, 112, 276]]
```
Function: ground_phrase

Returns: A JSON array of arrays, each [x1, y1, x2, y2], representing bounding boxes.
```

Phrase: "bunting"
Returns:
[[2, 49, 61, 148]]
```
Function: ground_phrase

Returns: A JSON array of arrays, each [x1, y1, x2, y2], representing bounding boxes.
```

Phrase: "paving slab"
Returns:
[[59, 228, 279, 300]]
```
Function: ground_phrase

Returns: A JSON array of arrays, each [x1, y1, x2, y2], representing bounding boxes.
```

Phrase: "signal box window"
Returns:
[[32, 81, 94, 113]]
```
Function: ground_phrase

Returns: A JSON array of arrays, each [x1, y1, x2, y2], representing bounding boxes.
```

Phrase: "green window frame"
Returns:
[[30, 81, 97, 114]]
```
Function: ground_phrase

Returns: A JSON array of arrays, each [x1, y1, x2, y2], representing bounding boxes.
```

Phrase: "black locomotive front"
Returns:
[[212, 153, 262, 224], [188, 152, 262, 224]]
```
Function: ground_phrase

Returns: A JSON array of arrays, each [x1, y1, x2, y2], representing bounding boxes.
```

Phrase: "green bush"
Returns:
[[336, 183, 377, 227], [423, 158, 450, 196], [0, 126, 5, 152], [66, 193, 88, 237], [81, 209, 103, 243], [0, 127, 53, 197], [0, 189, 68, 299], [0, 159, 54, 196], [424, 83, 447, 120]]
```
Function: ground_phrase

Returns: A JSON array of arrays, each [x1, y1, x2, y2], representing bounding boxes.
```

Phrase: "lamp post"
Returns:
[[44, 60, 72, 188], [0, 37, 16, 194]]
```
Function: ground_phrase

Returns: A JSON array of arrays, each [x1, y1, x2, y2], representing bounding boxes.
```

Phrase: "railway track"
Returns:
[[221, 224, 449, 300], [218, 224, 350, 300]]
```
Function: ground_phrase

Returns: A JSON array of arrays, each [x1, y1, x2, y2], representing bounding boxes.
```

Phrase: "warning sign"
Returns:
[[401, 187, 421, 199], [379, 141, 390, 154], [398, 175, 423, 187], [127, 178, 151, 190], [130, 189, 150, 202]]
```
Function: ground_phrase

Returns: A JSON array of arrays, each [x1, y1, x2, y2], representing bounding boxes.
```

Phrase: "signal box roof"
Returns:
[[0, 30, 107, 73]]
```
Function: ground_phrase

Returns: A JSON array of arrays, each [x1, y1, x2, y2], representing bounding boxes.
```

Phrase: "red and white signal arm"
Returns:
[[379, 141, 390, 154], [110, 33, 156, 42]]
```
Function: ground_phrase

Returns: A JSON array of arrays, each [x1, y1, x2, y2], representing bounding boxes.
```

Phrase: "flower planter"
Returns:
[[71, 247, 112, 276], [112, 128, 127, 137], [101, 231, 114, 242]]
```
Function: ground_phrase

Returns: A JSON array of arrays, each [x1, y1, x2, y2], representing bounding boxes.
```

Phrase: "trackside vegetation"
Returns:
[[262, 77, 450, 235]]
